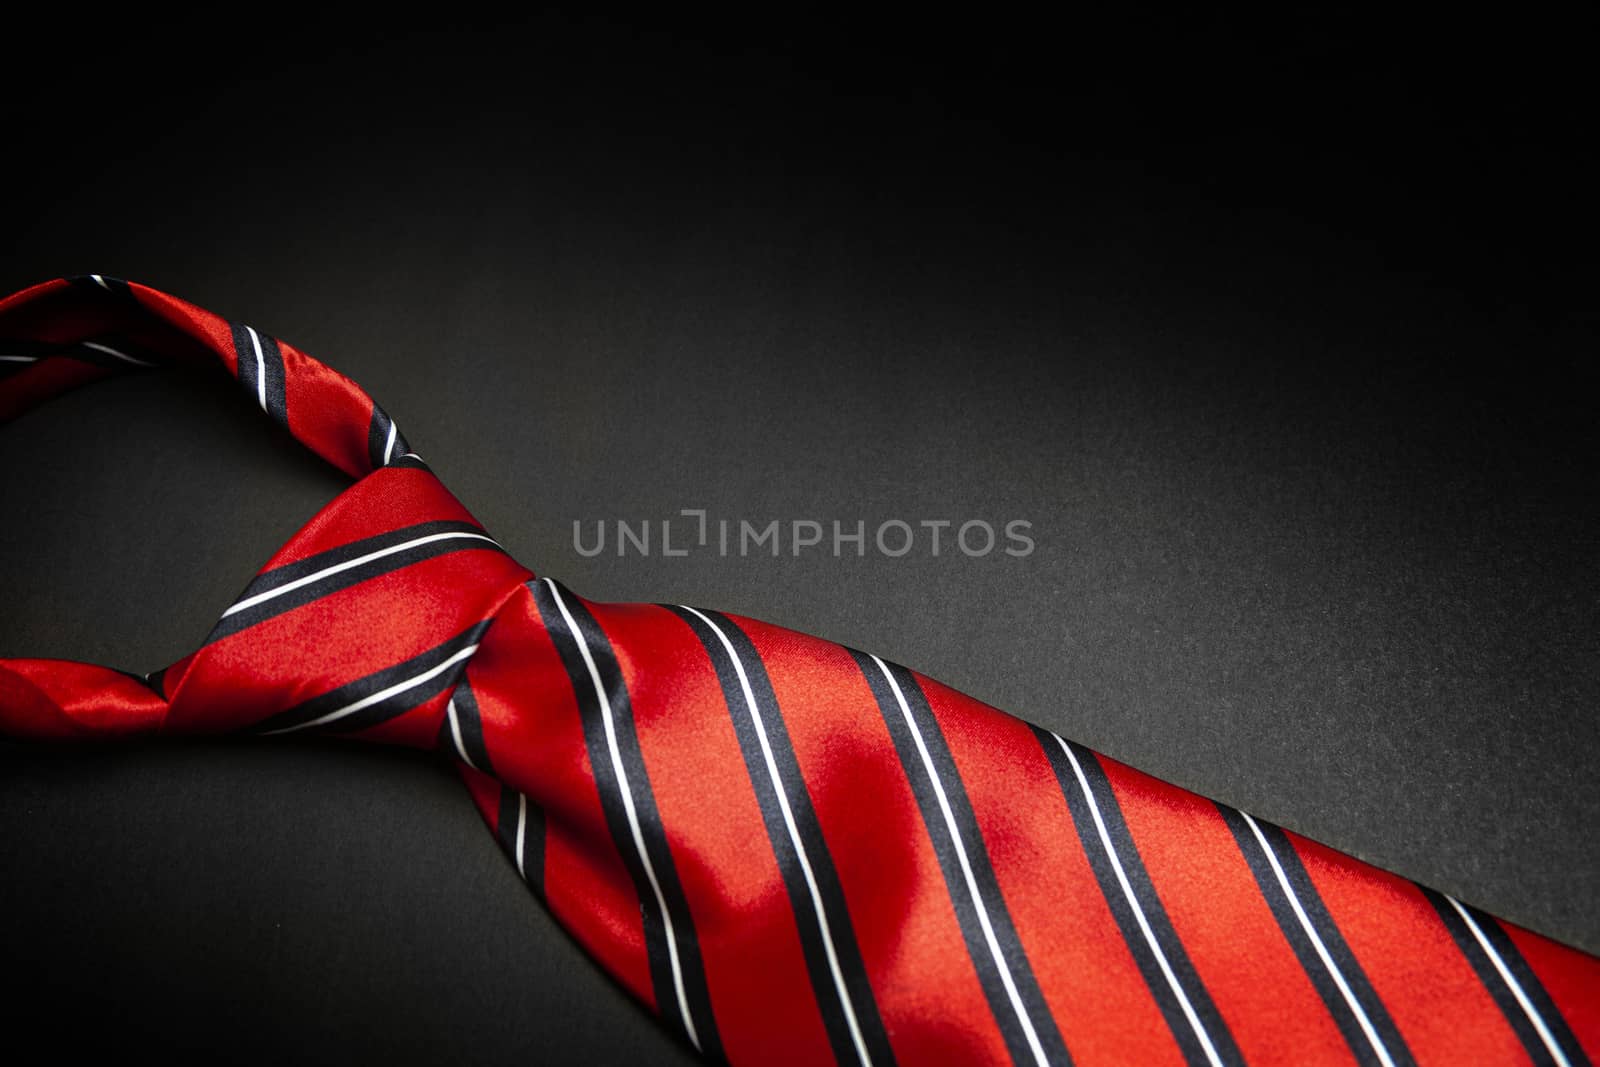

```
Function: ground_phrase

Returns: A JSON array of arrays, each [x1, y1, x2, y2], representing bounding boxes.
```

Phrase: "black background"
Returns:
[[2, 12, 1595, 1064]]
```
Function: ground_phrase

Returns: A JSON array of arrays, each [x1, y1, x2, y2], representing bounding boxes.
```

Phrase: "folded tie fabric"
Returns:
[[1, 276, 1593, 1066]]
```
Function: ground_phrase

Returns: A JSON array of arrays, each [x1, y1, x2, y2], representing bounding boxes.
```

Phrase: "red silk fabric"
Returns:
[[1, 277, 1595, 1066]]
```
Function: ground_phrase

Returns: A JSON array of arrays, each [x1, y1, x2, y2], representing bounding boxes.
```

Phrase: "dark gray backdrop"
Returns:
[[2, 14, 1594, 1064]]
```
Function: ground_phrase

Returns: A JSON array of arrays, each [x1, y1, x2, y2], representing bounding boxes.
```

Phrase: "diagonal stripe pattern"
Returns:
[[668, 605, 897, 1067], [1037, 730, 1244, 1067], [0, 275, 1595, 1066]]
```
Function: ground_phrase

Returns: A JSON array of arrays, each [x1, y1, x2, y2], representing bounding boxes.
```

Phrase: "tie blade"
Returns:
[[444, 580, 1600, 1066]]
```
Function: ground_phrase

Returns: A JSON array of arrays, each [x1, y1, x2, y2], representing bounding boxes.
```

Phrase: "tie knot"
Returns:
[[157, 465, 533, 744]]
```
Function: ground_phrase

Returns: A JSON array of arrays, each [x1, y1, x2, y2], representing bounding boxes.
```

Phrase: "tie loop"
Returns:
[[0, 274, 411, 477], [0, 275, 532, 745]]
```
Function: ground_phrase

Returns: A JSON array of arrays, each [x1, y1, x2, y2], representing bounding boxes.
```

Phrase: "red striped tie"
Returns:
[[2, 276, 1594, 1066]]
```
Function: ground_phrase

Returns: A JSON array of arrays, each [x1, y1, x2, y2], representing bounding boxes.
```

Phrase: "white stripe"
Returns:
[[1445, 895, 1572, 1067], [221, 531, 498, 617], [259, 643, 479, 736], [81, 341, 153, 367], [871, 654, 1050, 1067], [1055, 735, 1225, 1066], [398, 451, 423, 462], [383, 421, 398, 465], [446, 696, 480, 772], [0, 355, 39, 362], [91, 274, 110, 290], [545, 579, 701, 1052], [245, 325, 268, 412], [684, 606, 874, 1067], [1241, 812, 1397, 1067], [515, 794, 528, 879]]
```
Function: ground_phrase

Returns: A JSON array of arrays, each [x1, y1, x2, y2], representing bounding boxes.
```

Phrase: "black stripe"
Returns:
[[63, 339, 154, 369], [367, 404, 413, 469], [256, 330, 288, 424], [496, 785, 547, 900], [68, 274, 140, 304], [446, 677, 495, 775], [1036, 730, 1243, 1067], [231, 321, 264, 409], [1421, 887, 1589, 1067], [530, 579, 724, 1061], [230, 320, 288, 425], [112, 666, 162, 694], [1459, 904, 1590, 1067], [206, 519, 497, 643], [524, 791, 547, 899], [667, 606, 897, 1067], [0, 355, 39, 380], [249, 622, 489, 736], [851, 649, 1071, 1067], [235, 519, 489, 598], [495, 784, 521, 858], [1219, 806, 1416, 1067], [0, 335, 162, 370]]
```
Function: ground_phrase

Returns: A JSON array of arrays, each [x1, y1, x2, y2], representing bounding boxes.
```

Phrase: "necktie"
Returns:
[[1, 276, 1594, 1067]]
